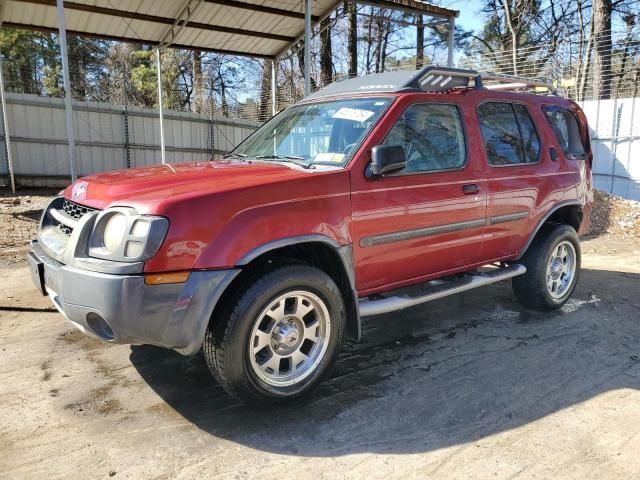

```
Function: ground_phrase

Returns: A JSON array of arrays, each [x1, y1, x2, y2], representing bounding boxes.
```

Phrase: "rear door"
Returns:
[[349, 95, 487, 295], [476, 99, 575, 258]]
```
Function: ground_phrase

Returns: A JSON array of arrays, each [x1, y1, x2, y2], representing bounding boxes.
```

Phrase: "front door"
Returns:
[[349, 97, 487, 296]]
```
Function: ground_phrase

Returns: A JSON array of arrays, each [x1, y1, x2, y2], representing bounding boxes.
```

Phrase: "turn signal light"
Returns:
[[144, 271, 190, 285]]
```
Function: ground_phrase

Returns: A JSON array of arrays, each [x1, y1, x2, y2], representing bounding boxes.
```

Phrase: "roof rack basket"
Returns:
[[411, 66, 557, 95]]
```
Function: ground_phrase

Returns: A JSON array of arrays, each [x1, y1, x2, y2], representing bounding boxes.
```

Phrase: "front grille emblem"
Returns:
[[71, 181, 88, 201]]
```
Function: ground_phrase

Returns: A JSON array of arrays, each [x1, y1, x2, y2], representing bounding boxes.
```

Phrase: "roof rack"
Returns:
[[304, 65, 558, 100], [412, 66, 557, 95]]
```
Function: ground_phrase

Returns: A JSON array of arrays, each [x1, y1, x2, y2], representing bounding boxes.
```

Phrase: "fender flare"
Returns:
[[516, 201, 583, 260], [235, 234, 361, 341]]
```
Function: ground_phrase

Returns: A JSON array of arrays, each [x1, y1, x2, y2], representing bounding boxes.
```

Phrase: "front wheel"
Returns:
[[512, 224, 581, 311], [203, 265, 345, 405]]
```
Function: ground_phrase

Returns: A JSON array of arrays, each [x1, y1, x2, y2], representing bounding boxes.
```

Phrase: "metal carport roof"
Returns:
[[0, 0, 459, 191], [1, 0, 458, 58]]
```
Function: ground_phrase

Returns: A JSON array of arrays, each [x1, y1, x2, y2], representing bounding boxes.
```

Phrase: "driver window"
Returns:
[[383, 103, 466, 174]]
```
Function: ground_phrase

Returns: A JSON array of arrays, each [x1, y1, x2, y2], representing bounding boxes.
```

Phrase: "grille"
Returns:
[[55, 199, 97, 237], [58, 224, 73, 236], [62, 198, 96, 220]]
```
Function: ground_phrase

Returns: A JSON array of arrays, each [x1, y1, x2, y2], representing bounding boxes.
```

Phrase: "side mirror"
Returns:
[[368, 145, 407, 177]]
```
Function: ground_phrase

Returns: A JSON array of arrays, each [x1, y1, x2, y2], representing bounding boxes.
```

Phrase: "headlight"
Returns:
[[103, 213, 127, 253], [88, 207, 169, 262]]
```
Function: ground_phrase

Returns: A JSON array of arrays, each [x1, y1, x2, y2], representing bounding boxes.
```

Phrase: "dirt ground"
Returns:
[[1, 227, 640, 478]]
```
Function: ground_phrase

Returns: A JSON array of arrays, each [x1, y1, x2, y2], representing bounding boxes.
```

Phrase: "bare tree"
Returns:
[[320, 16, 333, 86], [296, 41, 317, 92], [258, 59, 273, 121], [192, 50, 203, 113], [502, 0, 519, 74], [592, 0, 613, 99], [346, 0, 357, 77], [416, 14, 424, 69]]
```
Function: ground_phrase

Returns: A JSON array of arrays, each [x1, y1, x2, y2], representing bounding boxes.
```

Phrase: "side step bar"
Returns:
[[359, 264, 526, 317]]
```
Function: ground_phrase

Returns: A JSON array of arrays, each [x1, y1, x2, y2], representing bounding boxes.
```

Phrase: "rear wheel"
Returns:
[[203, 265, 345, 405], [512, 225, 581, 311]]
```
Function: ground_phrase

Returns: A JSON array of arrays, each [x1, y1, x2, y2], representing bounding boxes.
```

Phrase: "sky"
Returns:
[[439, 0, 485, 34]]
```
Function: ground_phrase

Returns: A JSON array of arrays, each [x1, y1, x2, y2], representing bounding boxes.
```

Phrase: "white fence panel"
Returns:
[[580, 97, 640, 201]]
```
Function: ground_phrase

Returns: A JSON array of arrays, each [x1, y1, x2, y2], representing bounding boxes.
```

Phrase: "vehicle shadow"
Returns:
[[129, 266, 640, 456]]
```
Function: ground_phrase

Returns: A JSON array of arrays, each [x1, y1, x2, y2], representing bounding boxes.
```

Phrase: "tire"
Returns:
[[203, 264, 345, 405], [512, 224, 581, 311]]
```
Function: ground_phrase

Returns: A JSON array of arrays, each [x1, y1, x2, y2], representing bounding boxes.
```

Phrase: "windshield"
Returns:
[[230, 97, 393, 167]]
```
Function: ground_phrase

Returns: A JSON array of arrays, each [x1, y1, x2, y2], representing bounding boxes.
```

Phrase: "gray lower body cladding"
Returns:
[[29, 240, 239, 355]]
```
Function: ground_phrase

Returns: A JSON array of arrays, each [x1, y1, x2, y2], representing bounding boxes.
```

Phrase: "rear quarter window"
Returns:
[[543, 106, 585, 157]]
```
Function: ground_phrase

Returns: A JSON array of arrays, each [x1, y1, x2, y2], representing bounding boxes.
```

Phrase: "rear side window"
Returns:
[[543, 107, 585, 156], [383, 103, 466, 174], [477, 102, 540, 165]]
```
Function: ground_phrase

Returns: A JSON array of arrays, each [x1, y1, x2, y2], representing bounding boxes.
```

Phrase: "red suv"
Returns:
[[29, 67, 593, 404]]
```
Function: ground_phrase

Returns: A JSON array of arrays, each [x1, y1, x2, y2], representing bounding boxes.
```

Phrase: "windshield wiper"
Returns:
[[223, 152, 247, 159], [255, 154, 313, 168]]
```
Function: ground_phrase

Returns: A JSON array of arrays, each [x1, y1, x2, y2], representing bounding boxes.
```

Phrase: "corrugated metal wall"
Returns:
[[579, 98, 640, 201], [0, 93, 258, 181]]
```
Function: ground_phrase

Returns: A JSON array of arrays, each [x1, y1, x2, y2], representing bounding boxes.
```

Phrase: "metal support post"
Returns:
[[156, 47, 166, 164], [0, 52, 15, 193], [56, 0, 77, 182]]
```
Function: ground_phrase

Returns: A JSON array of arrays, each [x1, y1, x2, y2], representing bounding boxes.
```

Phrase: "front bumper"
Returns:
[[29, 240, 239, 355]]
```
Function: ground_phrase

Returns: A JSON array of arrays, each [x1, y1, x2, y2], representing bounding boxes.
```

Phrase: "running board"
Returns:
[[358, 264, 526, 317]]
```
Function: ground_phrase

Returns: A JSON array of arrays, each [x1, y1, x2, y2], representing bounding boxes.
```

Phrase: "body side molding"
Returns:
[[360, 218, 485, 248]]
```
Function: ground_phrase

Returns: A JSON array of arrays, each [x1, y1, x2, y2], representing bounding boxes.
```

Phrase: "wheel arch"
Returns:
[[212, 235, 360, 341], [517, 201, 583, 260]]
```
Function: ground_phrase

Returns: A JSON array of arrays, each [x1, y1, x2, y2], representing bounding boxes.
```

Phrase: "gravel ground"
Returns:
[[1, 235, 639, 479], [0, 189, 57, 266]]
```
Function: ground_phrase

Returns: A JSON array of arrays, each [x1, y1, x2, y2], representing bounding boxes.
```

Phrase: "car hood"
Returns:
[[62, 160, 318, 211]]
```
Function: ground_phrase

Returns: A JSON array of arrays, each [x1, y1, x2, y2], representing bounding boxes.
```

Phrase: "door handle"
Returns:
[[462, 184, 480, 195]]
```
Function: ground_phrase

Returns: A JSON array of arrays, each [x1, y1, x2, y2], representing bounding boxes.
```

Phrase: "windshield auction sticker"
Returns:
[[314, 153, 345, 163], [332, 107, 375, 123]]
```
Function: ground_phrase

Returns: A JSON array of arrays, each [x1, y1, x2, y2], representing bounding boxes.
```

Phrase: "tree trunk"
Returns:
[[374, 12, 384, 73], [296, 43, 317, 92], [258, 59, 272, 121], [346, 0, 357, 78], [575, 0, 586, 98], [320, 16, 333, 86], [381, 21, 390, 72], [592, 0, 612, 100], [219, 72, 228, 117], [578, 20, 594, 102], [502, 0, 518, 75], [193, 50, 203, 114], [416, 14, 424, 69], [615, 15, 635, 97], [365, 9, 373, 73]]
